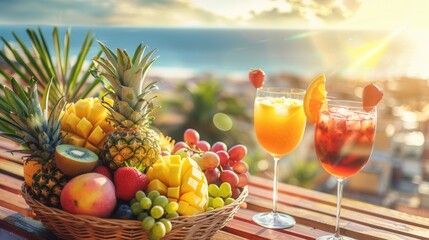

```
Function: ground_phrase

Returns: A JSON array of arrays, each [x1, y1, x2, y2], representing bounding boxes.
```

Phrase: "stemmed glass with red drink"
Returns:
[[314, 100, 377, 240]]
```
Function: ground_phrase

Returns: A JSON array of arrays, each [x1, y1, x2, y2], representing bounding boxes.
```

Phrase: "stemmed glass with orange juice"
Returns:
[[252, 87, 306, 229]]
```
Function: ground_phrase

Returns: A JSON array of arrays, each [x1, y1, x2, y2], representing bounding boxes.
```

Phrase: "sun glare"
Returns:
[[343, 24, 408, 76], [404, 31, 429, 78], [284, 31, 320, 41]]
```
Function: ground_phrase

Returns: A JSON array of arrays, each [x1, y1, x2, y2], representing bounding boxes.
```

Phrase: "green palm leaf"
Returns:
[[0, 26, 102, 106]]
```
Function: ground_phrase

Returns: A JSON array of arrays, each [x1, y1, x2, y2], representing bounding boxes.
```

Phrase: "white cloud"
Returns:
[[0, 0, 428, 30]]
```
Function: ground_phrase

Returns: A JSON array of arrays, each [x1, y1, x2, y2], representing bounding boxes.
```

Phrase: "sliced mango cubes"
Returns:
[[146, 155, 209, 216], [61, 98, 114, 154]]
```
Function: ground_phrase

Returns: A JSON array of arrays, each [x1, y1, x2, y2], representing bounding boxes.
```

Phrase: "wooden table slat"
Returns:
[[233, 208, 329, 239], [1, 152, 428, 240], [0, 206, 58, 240], [0, 158, 24, 178], [224, 218, 308, 240], [250, 176, 429, 228], [0, 189, 31, 217], [246, 187, 429, 240], [0, 172, 24, 194], [234, 207, 426, 240], [0, 140, 24, 165]]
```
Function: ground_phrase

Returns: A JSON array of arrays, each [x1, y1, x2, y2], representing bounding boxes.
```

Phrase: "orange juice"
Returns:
[[254, 97, 306, 158]]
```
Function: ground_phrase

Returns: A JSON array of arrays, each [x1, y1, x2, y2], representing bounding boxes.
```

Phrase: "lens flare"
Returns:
[[343, 24, 408, 75], [213, 113, 233, 131]]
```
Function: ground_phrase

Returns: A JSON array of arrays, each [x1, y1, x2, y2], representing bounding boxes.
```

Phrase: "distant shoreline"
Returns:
[[1, 25, 428, 80]]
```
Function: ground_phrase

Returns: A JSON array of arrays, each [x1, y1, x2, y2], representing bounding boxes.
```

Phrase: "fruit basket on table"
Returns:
[[22, 184, 248, 240], [0, 29, 249, 240]]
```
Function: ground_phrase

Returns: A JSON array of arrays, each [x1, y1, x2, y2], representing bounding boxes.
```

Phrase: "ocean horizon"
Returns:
[[1, 25, 428, 81]]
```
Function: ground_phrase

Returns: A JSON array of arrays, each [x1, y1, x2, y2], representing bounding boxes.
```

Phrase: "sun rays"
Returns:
[[342, 24, 409, 76]]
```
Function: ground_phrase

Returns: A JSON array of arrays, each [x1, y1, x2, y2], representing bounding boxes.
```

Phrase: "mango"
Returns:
[[169, 164, 181, 187], [177, 200, 189, 216], [181, 192, 202, 208], [147, 155, 208, 215], [60, 173, 116, 218], [87, 126, 106, 146], [63, 113, 80, 132], [153, 163, 169, 185], [86, 102, 108, 123], [180, 176, 199, 195], [65, 103, 75, 115], [170, 155, 181, 165], [76, 118, 93, 139], [147, 179, 168, 196], [184, 206, 200, 216], [74, 99, 91, 118], [167, 186, 180, 199], [61, 98, 114, 154], [64, 134, 86, 147], [84, 142, 99, 154]]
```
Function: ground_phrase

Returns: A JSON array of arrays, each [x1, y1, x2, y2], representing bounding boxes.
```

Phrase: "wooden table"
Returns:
[[1, 147, 429, 239]]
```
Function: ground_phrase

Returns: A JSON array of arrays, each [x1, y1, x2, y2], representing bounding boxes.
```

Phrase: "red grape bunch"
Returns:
[[171, 128, 249, 199]]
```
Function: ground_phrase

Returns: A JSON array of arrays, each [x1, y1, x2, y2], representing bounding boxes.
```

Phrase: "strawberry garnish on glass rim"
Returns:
[[248, 68, 265, 89], [362, 83, 383, 112]]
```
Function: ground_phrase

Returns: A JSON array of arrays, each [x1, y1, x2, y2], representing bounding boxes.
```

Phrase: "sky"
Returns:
[[0, 0, 428, 31]]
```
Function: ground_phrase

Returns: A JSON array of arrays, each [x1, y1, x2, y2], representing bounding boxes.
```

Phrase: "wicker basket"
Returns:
[[22, 184, 247, 240]]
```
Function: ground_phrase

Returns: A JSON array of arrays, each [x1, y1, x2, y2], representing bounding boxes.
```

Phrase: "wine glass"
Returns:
[[314, 100, 377, 240], [252, 87, 307, 229]]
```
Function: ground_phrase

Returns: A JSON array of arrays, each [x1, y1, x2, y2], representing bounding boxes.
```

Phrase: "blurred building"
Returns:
[[344, 77, 429, 217]]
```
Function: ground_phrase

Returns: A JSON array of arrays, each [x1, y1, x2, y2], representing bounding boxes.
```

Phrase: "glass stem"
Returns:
[[272, 157, 280, 213], [334, 178, 344, 238]]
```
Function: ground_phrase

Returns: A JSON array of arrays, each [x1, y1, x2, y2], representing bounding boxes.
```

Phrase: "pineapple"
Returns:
[[0, 27, 101, 206], [158, 132, 175, 153], [92, 42, 162, 170], [31, 165, 68, 207], [0, 78, 68, 207], [0, 27, 104, 191], [61, 97, 115, 154]]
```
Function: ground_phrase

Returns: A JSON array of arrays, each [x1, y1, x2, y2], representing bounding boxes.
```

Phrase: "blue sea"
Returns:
[[1, 25, 428, 80]]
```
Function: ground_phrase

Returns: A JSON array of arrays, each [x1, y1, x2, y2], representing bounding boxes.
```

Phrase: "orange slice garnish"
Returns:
[[304, 73, 328, 125]]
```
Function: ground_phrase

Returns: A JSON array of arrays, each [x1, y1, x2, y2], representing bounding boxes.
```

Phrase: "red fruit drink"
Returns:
[[315, 107, 376, 179]]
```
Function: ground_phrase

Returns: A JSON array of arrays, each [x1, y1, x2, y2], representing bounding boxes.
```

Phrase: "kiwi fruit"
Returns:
[[55, 144, 99, 177]]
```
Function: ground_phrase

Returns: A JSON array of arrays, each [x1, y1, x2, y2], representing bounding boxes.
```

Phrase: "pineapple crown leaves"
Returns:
[[100, 86, 159, 128], [0, 77, 65, 161], [93, 41, 159, 95], [91, 41, 161, 128]]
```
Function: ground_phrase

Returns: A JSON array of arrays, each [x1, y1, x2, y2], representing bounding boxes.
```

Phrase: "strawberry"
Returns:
[[114, 166, 148, 201], [248, 68, 265, 88], [362, 83, 383, 112], [93, 165, 112, 181]]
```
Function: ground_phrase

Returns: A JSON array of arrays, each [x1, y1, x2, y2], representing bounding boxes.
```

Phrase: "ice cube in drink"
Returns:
[[314, 107, 376, 178]]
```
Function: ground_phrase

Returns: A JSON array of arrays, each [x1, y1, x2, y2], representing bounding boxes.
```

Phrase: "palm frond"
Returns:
[[0, 26, 102, 105], [0, 36, 34, 80]]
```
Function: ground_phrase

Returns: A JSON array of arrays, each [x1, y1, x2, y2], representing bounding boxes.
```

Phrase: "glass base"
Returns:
[[317, 235, 356, 240], [252, 211, 296, 229]]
